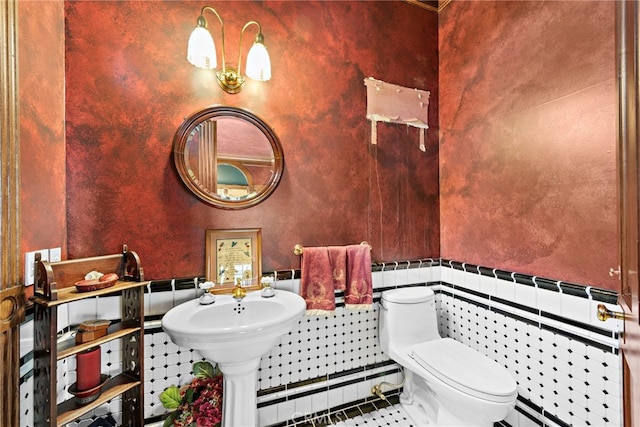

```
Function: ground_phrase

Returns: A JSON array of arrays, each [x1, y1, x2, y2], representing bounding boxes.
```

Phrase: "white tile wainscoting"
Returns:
[[18, 259, 622, 427]]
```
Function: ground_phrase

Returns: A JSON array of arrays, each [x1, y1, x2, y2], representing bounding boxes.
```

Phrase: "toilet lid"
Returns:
[[381, 287, 434, 303], [410, 338, 517, 403]]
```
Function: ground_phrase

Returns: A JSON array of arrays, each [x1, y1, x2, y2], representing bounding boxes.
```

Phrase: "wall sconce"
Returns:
[[187, 6, 272, 94]]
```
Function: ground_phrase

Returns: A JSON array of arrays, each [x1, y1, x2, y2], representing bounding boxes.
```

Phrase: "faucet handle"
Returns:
[[260, 276, 276, 298], [198, 281, 216, 305], [199, 281, 215, 291]]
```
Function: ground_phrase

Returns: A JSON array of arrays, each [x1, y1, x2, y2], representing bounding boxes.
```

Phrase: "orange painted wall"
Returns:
[[439, 1, 618, 289]]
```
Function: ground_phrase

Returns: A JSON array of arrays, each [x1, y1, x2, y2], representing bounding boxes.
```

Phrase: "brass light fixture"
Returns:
[[187, 6, 272, 94]]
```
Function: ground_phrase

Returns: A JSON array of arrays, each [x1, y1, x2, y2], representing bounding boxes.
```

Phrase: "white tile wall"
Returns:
[[19, 375, 33, 427], [18, 260, 624, 427], [437, 263, 622, 427]]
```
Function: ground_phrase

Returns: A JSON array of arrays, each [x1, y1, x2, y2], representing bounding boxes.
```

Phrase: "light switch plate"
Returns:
[[49, 247, 62, 262]]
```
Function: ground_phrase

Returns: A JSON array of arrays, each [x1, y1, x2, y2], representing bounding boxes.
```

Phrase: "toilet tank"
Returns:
[[379, 287, 441, 352]]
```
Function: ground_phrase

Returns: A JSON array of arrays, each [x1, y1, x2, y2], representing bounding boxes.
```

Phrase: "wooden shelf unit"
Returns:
[[56, 373, 141, 426], [32, 246, 149, 427]]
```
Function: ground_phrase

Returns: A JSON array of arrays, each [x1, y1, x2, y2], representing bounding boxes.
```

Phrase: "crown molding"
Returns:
[[404, 0, 452, 13]]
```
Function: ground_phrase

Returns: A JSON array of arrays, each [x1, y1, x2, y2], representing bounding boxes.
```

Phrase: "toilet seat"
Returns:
[[410, 338, 517, 403]]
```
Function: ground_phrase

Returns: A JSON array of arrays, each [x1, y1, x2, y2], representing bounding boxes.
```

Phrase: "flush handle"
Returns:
[[597, 304, 627, 321]]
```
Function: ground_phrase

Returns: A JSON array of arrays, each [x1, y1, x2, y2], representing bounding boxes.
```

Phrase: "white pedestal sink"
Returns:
[[162, 290, 306, 426]]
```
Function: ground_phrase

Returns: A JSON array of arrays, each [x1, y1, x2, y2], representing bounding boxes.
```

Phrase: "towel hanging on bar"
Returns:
[[298, 243, 373, 315], [344, 244, 373, 310], [300, 246, 343, 315]]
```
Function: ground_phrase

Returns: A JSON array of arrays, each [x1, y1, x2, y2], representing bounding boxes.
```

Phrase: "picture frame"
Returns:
[[205, 228, 262, 292]]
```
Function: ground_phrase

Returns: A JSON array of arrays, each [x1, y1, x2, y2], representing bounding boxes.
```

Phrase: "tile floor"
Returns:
[[330, 405, 413, 427], [286, 395, 415, 427], [284, 393, 512, 427]]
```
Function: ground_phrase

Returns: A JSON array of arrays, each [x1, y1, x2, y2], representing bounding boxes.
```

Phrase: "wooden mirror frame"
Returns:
[[173, 105, 284, 209]]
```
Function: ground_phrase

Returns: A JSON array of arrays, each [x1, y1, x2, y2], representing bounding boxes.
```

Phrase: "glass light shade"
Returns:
[[187, 26, 217, 69], [245, 42, 271, 81]]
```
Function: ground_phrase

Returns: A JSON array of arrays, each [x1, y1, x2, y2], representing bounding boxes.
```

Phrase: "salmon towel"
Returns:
[[345, 244, 373, 309], [301, 246, 347, 315]]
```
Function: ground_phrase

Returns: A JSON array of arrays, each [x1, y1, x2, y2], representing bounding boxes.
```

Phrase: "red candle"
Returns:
[[76, 346, 101, 391]]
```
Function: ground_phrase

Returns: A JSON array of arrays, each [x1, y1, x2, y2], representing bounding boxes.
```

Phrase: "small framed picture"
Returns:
[[205, 228, 262, 292]]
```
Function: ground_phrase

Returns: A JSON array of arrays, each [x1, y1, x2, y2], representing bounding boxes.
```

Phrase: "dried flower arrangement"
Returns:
[[160, 361, 223, 427]]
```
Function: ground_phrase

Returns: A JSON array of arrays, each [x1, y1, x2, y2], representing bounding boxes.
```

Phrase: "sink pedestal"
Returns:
[[162, 292, 306, 427], [216, 358, 261, 427]]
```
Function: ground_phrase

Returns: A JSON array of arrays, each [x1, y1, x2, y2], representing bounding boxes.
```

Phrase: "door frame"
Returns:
[[0, 0, 25, 426], [616, 1, 640, 426]]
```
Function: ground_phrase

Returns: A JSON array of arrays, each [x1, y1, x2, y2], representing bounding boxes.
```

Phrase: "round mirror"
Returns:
[[173, 106, 284, 209]]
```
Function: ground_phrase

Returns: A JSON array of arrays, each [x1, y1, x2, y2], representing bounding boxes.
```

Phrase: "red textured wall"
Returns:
[[20, 0, 618, 290], [64, 1, 440, 279], [19, 1, 67, 259], [439, 1, 618, 289]]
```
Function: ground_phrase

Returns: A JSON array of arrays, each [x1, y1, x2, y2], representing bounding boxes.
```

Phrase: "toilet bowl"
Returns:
[[379, 287, 517, 426]]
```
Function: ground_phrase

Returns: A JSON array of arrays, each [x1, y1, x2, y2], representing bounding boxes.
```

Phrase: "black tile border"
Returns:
[[175, 277, 201, 291], [327, 365, 367, 381], [19, 350, 33, 375], [541, 310, 618, 340], [534, 277, 560, 292], [439, 259, 617, 303], [451, 291, 492, 311], [559, 281, 589, 298], [258, 384, 287, 396], [464, 262, 479, 273], [451, 260, 464, 271], [514, 273, 536, 287], [256, 359, 400, 408], [142, 258, 618, 309], [495, 269, 514, 282], [149, 279, 172, 293], [589, 288, 618, 305], [366, 367, 401, 381], [409, 260, 423, 269], [273, 269, 300, 281], [437, 282, 619, 353], [541, 322, 617, 354], [544, 410, 571, 427], [515, 406, 544, 426], [492, 306, 538, 328], [491, 294, 539, 315], [439, 280, 619, 342], [479, 266, 495, 277], [18, 365, 33, 386], [516, 395, 571, 427]]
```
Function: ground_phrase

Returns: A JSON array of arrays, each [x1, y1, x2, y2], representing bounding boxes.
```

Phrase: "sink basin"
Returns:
[[162, 289, 306, 426], [162, 289, 305, 363]]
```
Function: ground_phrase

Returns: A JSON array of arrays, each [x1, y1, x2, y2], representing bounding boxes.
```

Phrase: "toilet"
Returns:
[[379, 287, 517, 427]]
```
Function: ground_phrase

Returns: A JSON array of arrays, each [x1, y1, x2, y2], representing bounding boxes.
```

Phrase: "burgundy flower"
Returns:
[[160, 362, 224, 427]]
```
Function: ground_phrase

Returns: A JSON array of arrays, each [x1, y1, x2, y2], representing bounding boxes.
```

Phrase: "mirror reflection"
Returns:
[[173, 106, 284, 209]]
